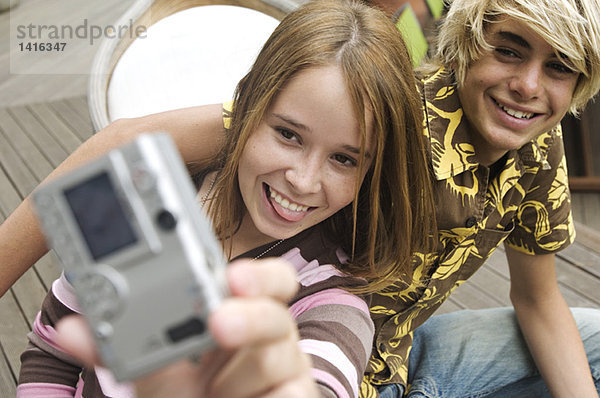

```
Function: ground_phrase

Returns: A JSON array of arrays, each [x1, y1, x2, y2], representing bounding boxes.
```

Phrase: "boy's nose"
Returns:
[[509, 63, 542, 100]]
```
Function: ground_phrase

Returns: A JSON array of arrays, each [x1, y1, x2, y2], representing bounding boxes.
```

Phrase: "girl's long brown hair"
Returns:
[[204, 0, 437, 293]]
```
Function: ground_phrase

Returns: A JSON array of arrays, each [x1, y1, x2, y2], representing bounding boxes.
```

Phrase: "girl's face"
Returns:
[[238, 65, 375, 243]]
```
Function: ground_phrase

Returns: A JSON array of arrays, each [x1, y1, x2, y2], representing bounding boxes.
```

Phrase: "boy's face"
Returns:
[[458, 17, 579, 166]]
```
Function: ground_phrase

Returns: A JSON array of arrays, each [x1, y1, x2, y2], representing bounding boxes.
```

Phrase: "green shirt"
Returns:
[[361, 67, 575, 396]]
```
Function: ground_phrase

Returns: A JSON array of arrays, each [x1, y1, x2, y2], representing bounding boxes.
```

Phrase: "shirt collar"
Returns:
[[419, 67, 556, 180]]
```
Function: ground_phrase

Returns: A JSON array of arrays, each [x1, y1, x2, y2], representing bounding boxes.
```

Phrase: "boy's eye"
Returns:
[[494, 47, 518, 59], [548, 61, 575, 75], [333, 153, 357, 167]]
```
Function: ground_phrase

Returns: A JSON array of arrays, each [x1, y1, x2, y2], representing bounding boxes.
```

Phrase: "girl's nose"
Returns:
[[285, 157, 322, 194]]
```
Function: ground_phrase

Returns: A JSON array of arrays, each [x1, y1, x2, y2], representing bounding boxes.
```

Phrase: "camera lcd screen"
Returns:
[[64, 172, 138, 260]]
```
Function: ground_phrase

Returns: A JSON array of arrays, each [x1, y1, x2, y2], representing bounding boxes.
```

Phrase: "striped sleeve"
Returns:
[[17, 274, 134, 398], [291, 288, 373, 398], [17, 275, 84, 397], [281, 243, 374, 398]]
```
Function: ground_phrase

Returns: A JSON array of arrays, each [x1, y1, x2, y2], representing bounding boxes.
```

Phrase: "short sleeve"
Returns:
[[505, 130, 575, 254], [222, 100, 234, 130]]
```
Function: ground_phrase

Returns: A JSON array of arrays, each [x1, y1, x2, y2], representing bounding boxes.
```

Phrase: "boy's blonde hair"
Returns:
[[434, 0, 600, 114]]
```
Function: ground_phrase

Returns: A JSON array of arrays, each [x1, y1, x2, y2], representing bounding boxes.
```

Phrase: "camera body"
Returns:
[[33, 132, 227, 381]]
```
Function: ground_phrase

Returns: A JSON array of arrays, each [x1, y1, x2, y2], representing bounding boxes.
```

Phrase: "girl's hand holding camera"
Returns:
[[56, 259, 319, 398]]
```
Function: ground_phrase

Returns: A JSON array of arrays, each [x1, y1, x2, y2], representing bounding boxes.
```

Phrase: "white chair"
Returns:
[[88, 0, 300, 131]]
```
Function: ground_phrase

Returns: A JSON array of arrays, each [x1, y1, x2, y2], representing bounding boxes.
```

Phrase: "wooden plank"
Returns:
[[0, 292, 31, 383], [7, 105, 69, 168], [0, 165, 23, 217], [560, 244, 600, 279], [48, 98, 94, 142], [27, 102, 83, 154], [573, 222, 600, 254], [558, 284, 599, 308], [435, 297, 464, 315], [10, 269, 48, 327], [446, 240, 600, 311], [480, 248, 511, 279], [0, 108, 54, 181], [555, 256, 600, 306], [65, 97, 94, 137], [0, 209, 49, 328], [32, 252, 62, 294], [463, 264, 512, 306], [0, 130, 38, 198], [446, 281, 505, 310], [570, 193, 585, 225], [0, 351, 16, 397], [580, 194, 600, 231], [0, 0, 136, 107]]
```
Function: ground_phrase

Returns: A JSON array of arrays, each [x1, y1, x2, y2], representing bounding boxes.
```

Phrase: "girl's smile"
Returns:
[[265, 184, 312, 222]]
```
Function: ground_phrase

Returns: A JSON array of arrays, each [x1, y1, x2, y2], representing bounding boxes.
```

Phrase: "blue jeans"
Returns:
[[377, 307, 600, 398]]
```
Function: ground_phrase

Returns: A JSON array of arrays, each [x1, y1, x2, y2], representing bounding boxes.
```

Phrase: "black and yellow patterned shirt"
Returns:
[[360, 67, 575, 396]]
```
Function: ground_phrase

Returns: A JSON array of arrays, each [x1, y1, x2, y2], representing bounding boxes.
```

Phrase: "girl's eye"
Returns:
[[332, 153, 357, 167], [277, 127, 298, 141]]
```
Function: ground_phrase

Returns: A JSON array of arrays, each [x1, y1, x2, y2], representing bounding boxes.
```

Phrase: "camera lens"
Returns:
[[156, 210, 177, 230]]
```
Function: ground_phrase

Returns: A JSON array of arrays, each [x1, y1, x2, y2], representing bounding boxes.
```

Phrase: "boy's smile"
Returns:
[[458, 17, 579, 166]]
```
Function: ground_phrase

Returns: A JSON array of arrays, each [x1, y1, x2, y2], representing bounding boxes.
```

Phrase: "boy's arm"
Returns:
[[0, 104, 225, 297], [506, 247, 598, 398]]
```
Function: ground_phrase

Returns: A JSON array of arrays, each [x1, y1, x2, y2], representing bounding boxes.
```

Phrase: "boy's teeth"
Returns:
[[270, 188, 308, 212], [499, 104, 534, 119]]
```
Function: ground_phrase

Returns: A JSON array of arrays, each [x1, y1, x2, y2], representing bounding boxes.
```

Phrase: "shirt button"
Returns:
[[379, 343, 386, 352], [465, 217, 477, 228]]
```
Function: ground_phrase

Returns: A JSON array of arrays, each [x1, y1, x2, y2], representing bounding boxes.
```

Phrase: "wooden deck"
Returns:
[[0, 0, 136, 107], [0, 96, 599, 395], [0, 96, 94, 396]]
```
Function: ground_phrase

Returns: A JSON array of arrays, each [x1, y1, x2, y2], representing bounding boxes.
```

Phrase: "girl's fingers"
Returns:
[[207, 332, 314, 398], [209, 297, 296, 348], [226, 258, 298, 301], [55, 315, 102, 367], [53, 260, 305, 398]]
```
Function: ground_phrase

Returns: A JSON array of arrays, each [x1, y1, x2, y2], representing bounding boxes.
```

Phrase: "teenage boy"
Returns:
[[367, 0, 600, 396]]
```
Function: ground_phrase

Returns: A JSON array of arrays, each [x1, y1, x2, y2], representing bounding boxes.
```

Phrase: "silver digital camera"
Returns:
[[32, 132, 227, 381]]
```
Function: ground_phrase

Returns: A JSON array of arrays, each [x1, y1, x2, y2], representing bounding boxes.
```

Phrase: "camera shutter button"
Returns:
[[95, 321, 114, 340], [132, 165, 156, 192]]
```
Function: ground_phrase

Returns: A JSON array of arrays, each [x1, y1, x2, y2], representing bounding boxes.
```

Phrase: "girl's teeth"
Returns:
[[269, 188, 308, 212]]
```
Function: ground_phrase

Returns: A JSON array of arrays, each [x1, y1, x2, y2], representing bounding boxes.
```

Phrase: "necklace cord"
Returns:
[[199, 173, 285, 260]]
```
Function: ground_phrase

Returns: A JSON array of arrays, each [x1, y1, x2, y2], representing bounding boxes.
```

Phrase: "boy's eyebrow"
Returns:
[[496, 29, 570, 62], [496, 30, 531, 49]]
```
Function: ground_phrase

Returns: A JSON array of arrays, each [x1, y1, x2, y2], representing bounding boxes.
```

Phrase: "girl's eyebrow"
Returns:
[[272, 113, 371, 159], [343, 144, 372, 159], [273, 113, 311, 132]]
